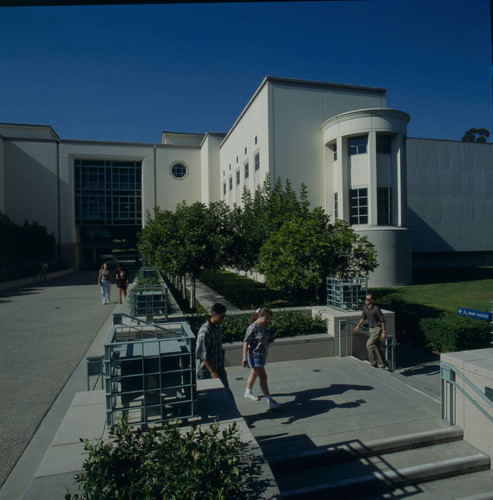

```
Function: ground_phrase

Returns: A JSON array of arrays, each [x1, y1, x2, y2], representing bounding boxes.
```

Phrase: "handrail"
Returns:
[[338, 318, 395, 371], [440, 361, 493, 426]]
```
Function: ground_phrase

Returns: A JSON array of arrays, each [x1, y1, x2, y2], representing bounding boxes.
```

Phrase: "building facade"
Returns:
[[1, 76, 492, 286]]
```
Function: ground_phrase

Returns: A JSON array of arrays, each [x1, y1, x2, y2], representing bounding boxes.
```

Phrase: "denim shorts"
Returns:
[[248, 355, 266, 368]]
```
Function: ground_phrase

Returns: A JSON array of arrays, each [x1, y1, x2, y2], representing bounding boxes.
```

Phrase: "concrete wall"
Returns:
[[441, 349, 493, 468], [0, 137, 5, 213], [407, 138, 493, 258]]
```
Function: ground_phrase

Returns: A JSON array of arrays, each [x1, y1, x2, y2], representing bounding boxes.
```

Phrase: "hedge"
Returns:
[[187, 311, 327, 343], [419, 314, 491, 352]]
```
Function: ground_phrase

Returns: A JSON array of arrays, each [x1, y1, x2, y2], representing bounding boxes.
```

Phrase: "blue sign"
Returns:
[[457, 307, 492, 322]]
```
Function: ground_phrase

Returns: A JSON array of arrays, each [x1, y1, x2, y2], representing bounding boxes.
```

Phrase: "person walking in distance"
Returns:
[[98, 261, 112, 305], [242, 307, 281, 410], [355, 292, 388, 368], [195, 303, 231, 394], [115, 263, 129, 304]]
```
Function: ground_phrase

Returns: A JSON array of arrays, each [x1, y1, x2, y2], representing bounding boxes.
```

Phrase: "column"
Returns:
[[368, 131, 378, 226]]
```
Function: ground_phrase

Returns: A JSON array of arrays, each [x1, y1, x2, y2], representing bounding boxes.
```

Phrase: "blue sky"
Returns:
[[0, 0, 491, 143]]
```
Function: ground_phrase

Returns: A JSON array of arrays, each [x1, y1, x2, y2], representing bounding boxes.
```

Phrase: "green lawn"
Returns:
[[198, 269, 317, 309], [377, 266, 493, 316]]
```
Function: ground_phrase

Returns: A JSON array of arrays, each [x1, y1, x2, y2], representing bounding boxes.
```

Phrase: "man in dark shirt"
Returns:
[[196, 303, 230, 390], [355, 293, 388, 368]]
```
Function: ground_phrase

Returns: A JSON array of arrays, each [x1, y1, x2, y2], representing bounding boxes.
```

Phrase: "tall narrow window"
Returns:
[[334, 192, 339, 219], [223, 183, 226, 196], [349, 188, 368, 225], [348, 135, 367, 156], [333, 143, 337, 161], [377, 135, 391, 154], [254, 152, 260, 171], [236, 170, 240, 185], [229, 177, 233, 191], [244, 162, 249, 179], [377, 187, 392, 225]]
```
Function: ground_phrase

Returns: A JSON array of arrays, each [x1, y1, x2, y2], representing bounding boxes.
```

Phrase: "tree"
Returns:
[[257, 210, 377, 303], [461, 128, 490, 143], [138, 202, 232, 309]]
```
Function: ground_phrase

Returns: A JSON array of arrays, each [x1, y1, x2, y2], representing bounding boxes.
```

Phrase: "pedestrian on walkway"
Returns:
[[196, 303, 231, 393], [98, 261, 112, 304], [355, 292, 388, 368], [38, 260, 48, 280], [115, 263, 129, 304], [242, 307, 281, 410]]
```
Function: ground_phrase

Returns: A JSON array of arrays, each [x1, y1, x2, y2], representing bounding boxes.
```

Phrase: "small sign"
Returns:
[[457, 307, 492, 322]]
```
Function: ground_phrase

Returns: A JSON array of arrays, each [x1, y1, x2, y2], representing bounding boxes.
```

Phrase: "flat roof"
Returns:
[[220, 75, 388, 147]]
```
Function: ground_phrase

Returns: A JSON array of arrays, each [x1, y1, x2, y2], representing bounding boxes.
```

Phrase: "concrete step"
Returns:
[[277, 440, 490, 499], [269, 426, 464, 474], [362, 469, 493, 500]]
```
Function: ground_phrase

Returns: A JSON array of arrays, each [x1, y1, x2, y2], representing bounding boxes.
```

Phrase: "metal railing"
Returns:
[[440, 361, 493, 426], [327, 277, 368, 311], [104, 320, 196, 426], [338, 318, 395, 371]]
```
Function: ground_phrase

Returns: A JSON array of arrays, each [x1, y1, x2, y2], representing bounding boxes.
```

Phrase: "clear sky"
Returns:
[[0, 0, 491, 143]]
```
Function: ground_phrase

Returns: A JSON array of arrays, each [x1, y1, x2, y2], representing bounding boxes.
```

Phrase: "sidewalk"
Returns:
[[3, 274, 489, 499]]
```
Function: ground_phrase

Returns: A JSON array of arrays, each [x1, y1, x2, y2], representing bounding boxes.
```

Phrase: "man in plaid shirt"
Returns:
[[196, 303, 231, 393]]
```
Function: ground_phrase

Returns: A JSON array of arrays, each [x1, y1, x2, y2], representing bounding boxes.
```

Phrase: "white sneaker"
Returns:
[[244, 391, 260, 401], [268, 398, 281, 410]]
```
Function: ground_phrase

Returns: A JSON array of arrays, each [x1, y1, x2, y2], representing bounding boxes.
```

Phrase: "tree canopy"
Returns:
[[461, 128, 490, 143], [138, 175, 378, 307]]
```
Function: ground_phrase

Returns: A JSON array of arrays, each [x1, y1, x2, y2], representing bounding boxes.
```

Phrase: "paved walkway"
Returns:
[[2, 273, 488, 499], [0, 269, 120, 490]]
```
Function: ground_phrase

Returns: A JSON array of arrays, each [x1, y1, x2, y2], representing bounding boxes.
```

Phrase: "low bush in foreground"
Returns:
[[66, 420, 263, 500]]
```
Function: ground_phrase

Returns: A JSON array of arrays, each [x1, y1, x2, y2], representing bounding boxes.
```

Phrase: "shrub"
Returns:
[[66, 420, 263, 500], [419, 314, 491, 352], [219, 311, 327, 343]]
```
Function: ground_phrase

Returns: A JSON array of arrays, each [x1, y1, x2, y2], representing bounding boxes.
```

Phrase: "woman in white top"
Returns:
[[98, 262, 112, 304]]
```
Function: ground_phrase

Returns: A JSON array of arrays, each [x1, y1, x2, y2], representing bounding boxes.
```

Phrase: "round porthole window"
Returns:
[[170, 162, 188, 179]]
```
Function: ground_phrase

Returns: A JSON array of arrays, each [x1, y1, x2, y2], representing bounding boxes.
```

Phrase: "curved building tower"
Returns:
[[322, 109, 412, 286]]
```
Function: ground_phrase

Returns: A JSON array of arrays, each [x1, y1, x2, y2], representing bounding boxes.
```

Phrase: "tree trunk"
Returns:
[[190, 274, 196, 310], [182, 274, 187, 300]]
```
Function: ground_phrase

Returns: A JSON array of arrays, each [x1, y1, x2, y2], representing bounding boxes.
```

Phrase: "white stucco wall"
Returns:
[[270, 82, 386, 208], [407, 138, 493, 254], [200, 133, 225, 205], [155, 144, 202, 211], [3, 139, 59, 237], [220, 84, 270, 206]]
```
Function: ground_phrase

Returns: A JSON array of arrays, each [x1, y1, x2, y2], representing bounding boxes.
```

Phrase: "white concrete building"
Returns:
[[1, 76, 492, 286]]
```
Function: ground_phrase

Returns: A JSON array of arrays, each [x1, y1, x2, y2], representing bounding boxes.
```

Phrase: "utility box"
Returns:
[[327, 277, 368, 311], [104, 321, 196, 426]]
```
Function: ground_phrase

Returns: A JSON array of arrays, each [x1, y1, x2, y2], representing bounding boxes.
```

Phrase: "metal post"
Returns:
[[490, 301, 493, 346]]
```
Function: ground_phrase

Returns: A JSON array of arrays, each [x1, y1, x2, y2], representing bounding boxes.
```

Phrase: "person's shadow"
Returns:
[[245, 384, 373, 426]]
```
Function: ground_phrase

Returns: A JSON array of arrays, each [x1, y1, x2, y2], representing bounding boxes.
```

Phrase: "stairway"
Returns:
[[268, 426, 493, 499]]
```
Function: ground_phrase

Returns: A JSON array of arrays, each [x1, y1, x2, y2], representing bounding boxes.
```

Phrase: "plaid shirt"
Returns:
[[196, 320, 225, 378]]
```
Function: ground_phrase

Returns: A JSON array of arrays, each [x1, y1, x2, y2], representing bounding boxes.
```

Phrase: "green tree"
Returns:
[[461, 128, 490, 143], [138, 202, 232, 309], [257, 210, 377, 303]]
